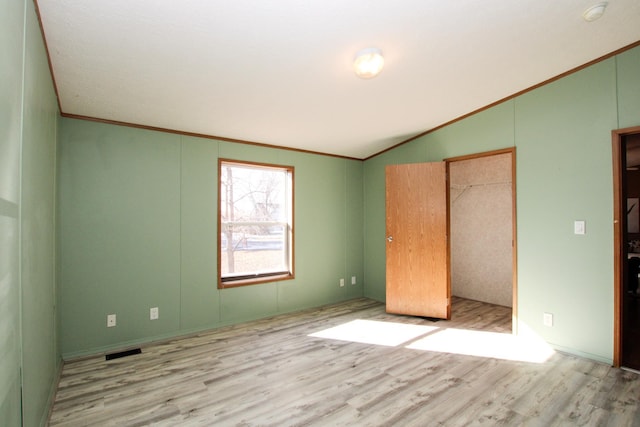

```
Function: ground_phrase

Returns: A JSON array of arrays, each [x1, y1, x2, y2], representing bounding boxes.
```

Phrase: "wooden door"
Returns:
[[385, 162, 450, 319]]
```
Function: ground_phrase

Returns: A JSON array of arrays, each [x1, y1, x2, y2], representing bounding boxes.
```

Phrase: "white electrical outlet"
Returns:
[[107, 314, 116, 327], [150, 307, 159, 320], [574, 220, 586, 235], [339, 278, 345, 287], [351, 276, 356, 285], [543, 312, 553, 327]]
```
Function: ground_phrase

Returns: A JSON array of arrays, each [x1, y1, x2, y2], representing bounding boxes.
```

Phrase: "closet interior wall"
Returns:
[[449, 153, 513, 307]]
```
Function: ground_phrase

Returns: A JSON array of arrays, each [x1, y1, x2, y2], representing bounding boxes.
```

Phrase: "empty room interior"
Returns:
[[4, 1, 640, 425]]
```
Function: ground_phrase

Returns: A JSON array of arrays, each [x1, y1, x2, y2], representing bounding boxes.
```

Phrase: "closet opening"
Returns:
[[446, 148, 517, 333]]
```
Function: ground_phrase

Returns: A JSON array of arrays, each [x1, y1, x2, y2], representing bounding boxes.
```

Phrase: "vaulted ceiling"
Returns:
[[36, 1, 640, 159]]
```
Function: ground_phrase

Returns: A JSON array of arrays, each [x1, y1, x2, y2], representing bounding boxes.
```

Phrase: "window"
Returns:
[[218, 159, 294, 288]]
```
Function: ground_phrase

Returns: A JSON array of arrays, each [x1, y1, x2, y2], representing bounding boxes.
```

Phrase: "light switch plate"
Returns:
[[574, 220, 585, 235], [543, 312, 553, 327]]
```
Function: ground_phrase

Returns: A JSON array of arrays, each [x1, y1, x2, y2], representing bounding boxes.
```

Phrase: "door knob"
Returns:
[[386, 236, 393, 242]]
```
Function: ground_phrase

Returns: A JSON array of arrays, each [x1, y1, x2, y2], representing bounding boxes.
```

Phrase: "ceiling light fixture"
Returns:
[[354, 47, 384, 79], [583, 2, 608, 22]]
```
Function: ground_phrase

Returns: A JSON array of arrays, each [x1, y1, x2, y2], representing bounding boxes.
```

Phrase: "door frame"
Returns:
[[612, 125, 640, 367], [445, 147, 518, 333]]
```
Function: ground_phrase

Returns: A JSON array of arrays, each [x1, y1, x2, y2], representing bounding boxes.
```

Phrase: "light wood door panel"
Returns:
[[385, 162, 450, 319]]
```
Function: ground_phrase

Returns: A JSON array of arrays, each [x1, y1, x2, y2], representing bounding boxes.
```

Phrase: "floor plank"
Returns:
[[49, 297, 640, 426]]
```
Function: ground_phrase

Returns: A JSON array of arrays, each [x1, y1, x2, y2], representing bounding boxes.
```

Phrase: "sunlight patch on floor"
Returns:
[[406, 327, 555, 363], [309, 319, 438, 346], [309, 319, 555, 363]]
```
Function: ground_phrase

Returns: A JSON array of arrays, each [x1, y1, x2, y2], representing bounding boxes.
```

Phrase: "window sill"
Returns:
[[218, 272, 294, 289]]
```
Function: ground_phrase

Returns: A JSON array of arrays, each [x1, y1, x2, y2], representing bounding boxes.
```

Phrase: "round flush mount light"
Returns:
[[583, 2, 608, 22], [354, 47, 384, 79]]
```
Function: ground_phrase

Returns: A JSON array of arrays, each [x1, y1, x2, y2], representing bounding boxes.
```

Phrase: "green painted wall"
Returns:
[[363, 46, 640, 364], [58, 119, 364, 358], [0, 0, 60, 426], [0, 0, 26, 423], [20, 1, 60, 425], [514, 60, 617, 362], [618, 47, 640, 128]]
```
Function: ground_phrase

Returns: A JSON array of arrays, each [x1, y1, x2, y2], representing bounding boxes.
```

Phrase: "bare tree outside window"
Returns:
[[218, 160, 294, 287]]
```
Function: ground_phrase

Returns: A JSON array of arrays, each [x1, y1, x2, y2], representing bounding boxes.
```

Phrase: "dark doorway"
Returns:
[[613, 126, 640, 369]]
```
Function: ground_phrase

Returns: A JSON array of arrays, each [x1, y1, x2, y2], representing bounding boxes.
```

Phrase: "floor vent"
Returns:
[[105, 348, 142, 361]]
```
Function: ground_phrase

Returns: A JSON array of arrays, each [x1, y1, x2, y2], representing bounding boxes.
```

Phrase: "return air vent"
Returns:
[[105, 348, 142, 361]]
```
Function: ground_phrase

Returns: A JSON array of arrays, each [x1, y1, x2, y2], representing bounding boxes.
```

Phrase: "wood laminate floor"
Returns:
[[49, 298, 640, 426]]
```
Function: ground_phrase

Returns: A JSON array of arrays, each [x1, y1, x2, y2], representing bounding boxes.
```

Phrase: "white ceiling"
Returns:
[[37, 1, 640, 159]]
